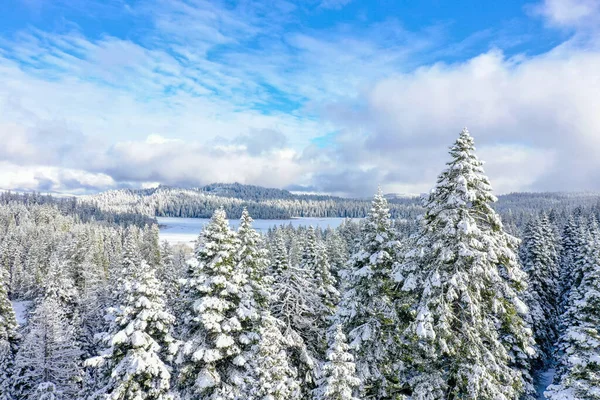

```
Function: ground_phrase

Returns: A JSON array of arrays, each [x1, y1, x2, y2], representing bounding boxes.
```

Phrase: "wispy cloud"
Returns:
[[318, 0, 353, 10], [530, 0, 600, 29]]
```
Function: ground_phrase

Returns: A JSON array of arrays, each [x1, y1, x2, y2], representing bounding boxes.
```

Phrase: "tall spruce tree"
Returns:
[[0, 262, 18, 400], [270, 262, 324, 394], [176, 209, 247, 398], [301, 226, 339, 342], [236, 209, 288, 397], [269, 226, 323, 396], [520, 215, 560, 365], [141, 224, 162, 269], [300, 227, 320, 273], [270, 230, 290, 277], [336, 189, 403, 398], [568, 220, 595, 298], [12, 296, 82, 400], [315, 240, 339, 311], [558, 216, 581, 305], [43, 253, 78, 320], [396, 128, 534, 399], [546, 223, 600, 399], [539, 213, 560, 270], [237, 209, 271, 317], [324, 228, 348, 286], [157, 240, 181, 305]]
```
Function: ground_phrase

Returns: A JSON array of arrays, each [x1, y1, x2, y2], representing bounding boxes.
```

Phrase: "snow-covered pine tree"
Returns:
[[558, 216, 580, 305], [85, 256, 176, 400], [176, 209, 247, 398], [0, 261, 18, 400], [520, 215, 560, 365], [12, 296, 82, 400], [43, 253, 78, 319], [324, 228, 348, 287], [142, 224, 162, 269], [566, 219, 594, 301], [101, 228, 145, 313], [539, 213, 560, 270], [396, 128, 534, 399], [300, 226, 340, 345], [270, 230, 290, 277], [266, 227, 322, 394], [315, 240, 339, 311], [235, 211, 307, 400], [288, 229, 304, 269], [270, 257, 325, 394], [314, 324, 361, 400], [300, 227, 319, 271], [338, 219, 361, 254], [7, 244, 25, 300], [336, 189, 403, 398], [76, 231, 122, 390], [237, 208, 271, 315], [271, 227, 330, 396], [545, 223, 600, 399], [65, 228, 92, 292], [33, 382, 61, 400], [22, 238, 46, 298], [241, 312, 301, 400], [120, 227, 143, 278], [77, 262, 112, 362], [157, 240, 182, 309]]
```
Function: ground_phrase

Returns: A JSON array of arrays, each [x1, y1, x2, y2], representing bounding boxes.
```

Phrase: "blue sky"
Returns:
[[1, 0, 600, 196]]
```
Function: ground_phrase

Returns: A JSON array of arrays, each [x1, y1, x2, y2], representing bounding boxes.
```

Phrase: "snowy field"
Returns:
[[158, 216, 355, 246]]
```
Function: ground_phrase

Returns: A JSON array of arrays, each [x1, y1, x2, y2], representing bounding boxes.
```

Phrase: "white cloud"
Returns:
[[0, 161, 116, 193], [532, 0, 600, 28], [477, 144, 556, 194], [319, 0, 353, 10], [105, 135, 308, 189], [146, 134, 183, 145], [323, 44, 600, 195]]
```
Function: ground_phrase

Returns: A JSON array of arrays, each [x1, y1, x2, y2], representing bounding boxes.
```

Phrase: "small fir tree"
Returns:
[[241, 312, 301, 400], [85, 254, 176, 400], [336, 189, 403, 398], [314, 324, 361, 400]]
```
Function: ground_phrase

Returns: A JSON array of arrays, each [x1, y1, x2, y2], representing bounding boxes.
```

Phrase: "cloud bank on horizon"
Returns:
[[1, 0, 599, 197]]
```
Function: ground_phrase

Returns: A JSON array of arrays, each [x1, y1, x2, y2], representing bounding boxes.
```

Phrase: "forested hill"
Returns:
[[83, 183, 600, 221], [83, 184, 423, 220], [0, 190, 156, 227]]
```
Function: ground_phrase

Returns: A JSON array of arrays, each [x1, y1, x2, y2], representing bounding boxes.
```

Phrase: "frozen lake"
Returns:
[[158, 216, 353, 246]]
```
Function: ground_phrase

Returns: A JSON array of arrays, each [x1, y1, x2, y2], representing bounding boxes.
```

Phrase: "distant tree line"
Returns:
[[0, 191, 156, 227]]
